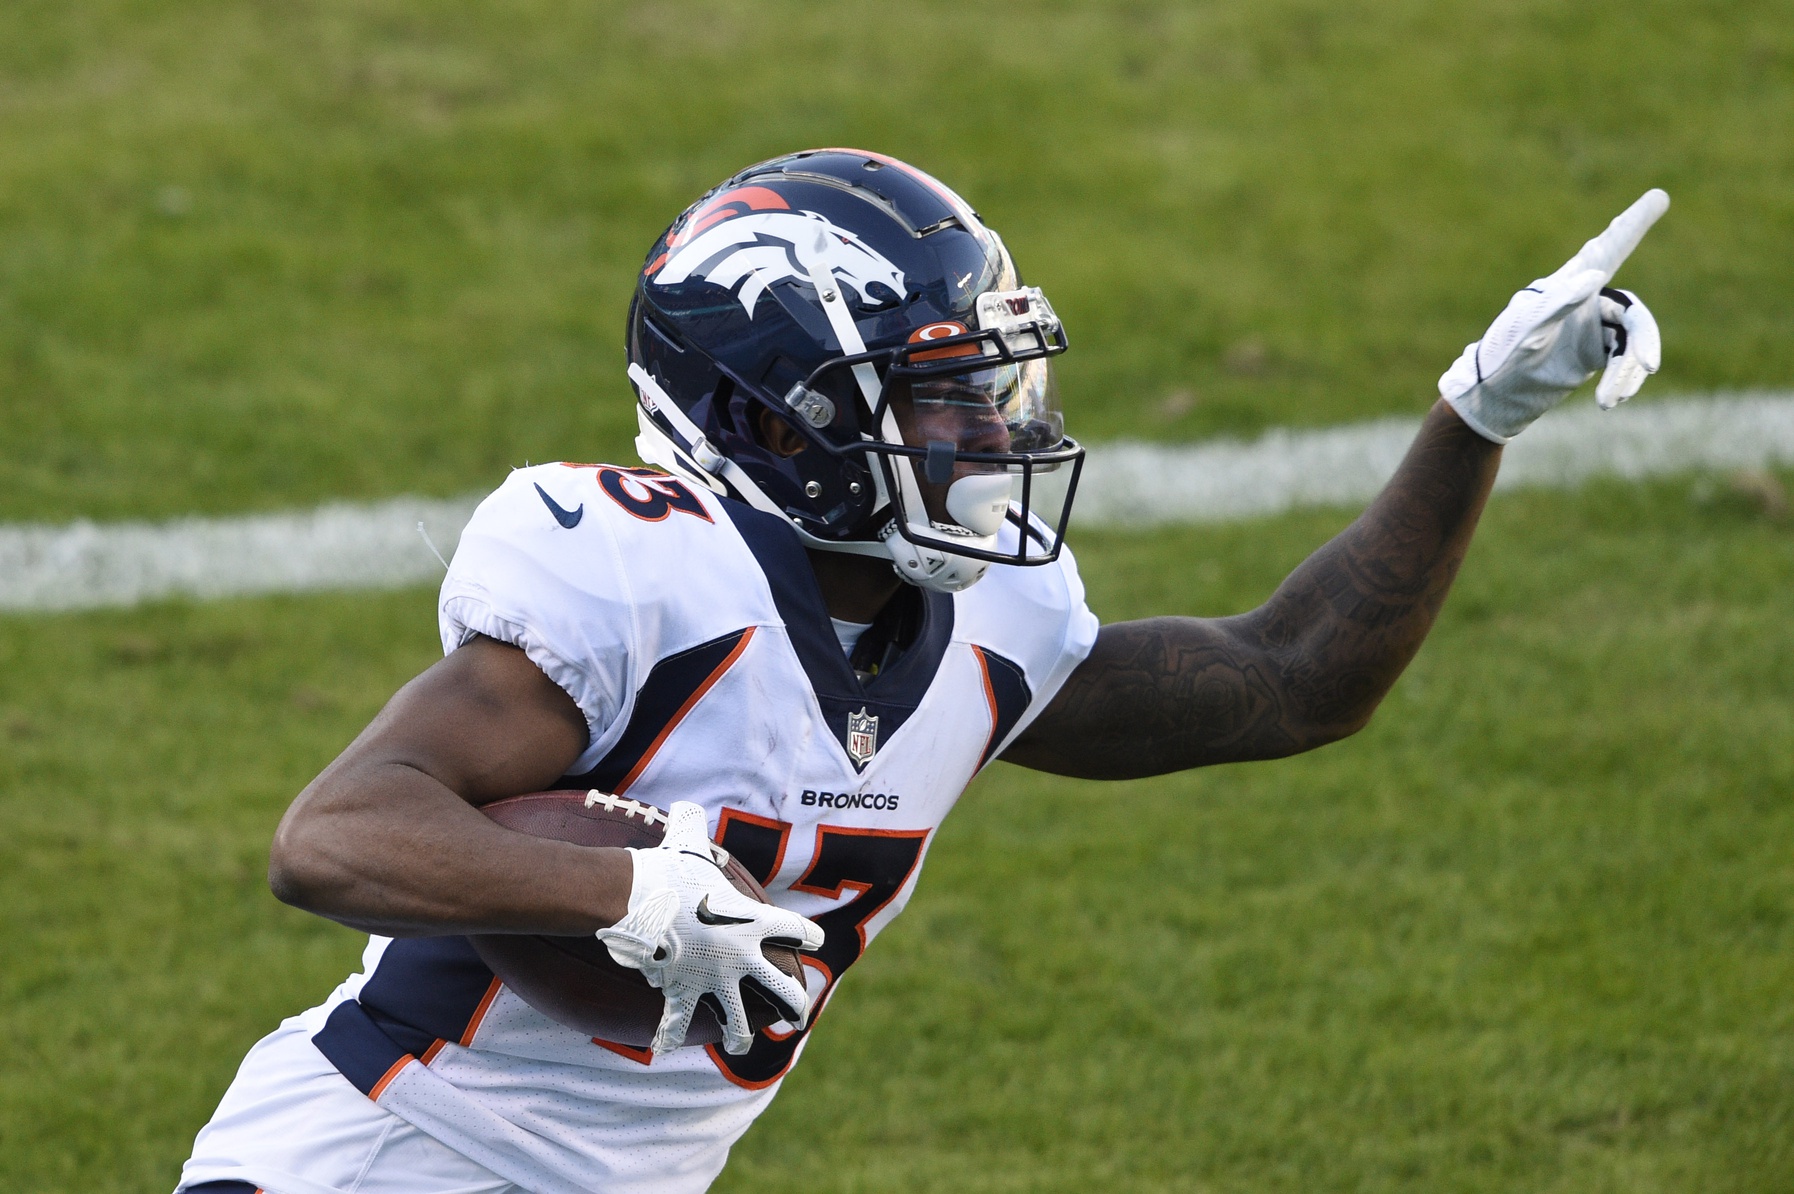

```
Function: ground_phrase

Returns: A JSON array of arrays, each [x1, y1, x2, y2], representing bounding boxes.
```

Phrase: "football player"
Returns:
[[175, 150, 1665, 1194]]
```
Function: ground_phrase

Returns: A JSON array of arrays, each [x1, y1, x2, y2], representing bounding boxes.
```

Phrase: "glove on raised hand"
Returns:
[[596, 801, 825, 1057], [1441, 189, 1668, 443]]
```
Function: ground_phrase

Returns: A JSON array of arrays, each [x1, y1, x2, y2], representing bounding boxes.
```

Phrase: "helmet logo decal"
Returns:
[[908, 320, 980, 362], [674, 186, 790, 244], [642, 186, 791, 277], [650, 209, 907, 319]]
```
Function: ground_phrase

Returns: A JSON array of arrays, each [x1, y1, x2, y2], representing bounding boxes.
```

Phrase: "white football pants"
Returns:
[[177, 1021, 520, 1194]]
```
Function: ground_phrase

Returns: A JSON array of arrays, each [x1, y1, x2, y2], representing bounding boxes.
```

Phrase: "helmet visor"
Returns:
[[888, 355, 1065, 457]]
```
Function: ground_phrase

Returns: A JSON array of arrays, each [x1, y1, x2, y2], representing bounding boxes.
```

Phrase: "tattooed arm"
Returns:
[[1002, 400, 1502, 779]]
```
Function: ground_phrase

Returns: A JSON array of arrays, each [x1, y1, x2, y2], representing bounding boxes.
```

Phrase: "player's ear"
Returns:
[[753, 406, 808, 459]]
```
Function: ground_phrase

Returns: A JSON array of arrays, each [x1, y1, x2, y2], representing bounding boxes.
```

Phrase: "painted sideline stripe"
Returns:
[[0, 495, 481, 612], [1076, 391, 1794, 526], [2, 393, 1791, 612]]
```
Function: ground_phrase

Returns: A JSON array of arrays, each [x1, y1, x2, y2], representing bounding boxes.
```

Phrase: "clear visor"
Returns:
[[881, 356, 1078, 561], [890, 356, 1066, 457]]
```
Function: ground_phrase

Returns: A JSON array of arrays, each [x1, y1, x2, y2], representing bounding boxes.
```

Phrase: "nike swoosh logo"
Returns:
[[694, 895, 754, 927], [534, 483, 583, 529]]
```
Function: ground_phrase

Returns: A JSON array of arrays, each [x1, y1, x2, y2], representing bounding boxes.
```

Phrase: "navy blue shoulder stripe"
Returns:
[[313, 1000, 413, 1098], [358, 937, 500, 1052], [717, 500, 858, 694], [973, 646, 1033, 768], [313, 937, 500, 1096], [561, 626, 754, 794]]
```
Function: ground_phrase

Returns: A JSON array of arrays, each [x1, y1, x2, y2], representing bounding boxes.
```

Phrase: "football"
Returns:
[[468, 789, 805, 1049]]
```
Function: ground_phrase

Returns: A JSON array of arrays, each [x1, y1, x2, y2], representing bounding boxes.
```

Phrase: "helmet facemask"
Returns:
[[788, 287, 1083, 591]]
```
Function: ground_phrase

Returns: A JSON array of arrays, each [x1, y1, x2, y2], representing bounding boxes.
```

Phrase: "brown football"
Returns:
[[468, 789, 805, 1049]]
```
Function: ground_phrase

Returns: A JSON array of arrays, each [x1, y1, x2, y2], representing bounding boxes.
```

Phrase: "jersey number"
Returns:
[[595, 467, 712, 523], [710, 814, 929, 1088]]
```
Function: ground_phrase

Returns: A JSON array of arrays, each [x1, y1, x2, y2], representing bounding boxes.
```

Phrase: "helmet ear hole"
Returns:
[[751, 406, 808, 459]]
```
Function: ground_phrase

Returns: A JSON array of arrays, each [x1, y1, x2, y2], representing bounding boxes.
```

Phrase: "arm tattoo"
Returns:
[[1004, 402, 1502, 779]]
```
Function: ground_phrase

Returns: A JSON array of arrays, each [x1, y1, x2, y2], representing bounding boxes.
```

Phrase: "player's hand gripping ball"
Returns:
[[597, 800, 825, 1056], [470, 792, 821, 1055]]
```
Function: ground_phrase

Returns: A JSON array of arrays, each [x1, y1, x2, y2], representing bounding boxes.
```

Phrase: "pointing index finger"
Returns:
[[1565, 188, 1670, 282]]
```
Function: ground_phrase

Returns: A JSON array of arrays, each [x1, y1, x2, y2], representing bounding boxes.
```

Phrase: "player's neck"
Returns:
[[805, 549, 906, 623]]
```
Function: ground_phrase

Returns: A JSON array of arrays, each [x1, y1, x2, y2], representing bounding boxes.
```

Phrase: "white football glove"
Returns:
[[595, 800, 824, 1057], [1441, 189, 1668, 443]]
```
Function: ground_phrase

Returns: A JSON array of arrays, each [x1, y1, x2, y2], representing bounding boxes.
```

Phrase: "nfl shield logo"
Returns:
[[847, 707, 879, 767]]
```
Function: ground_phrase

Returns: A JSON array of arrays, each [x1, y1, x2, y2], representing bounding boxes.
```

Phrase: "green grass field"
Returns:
[[4, 479, 1794, 1191], [4, 0, 1794, 1191], [1, 0, 1791, 522]]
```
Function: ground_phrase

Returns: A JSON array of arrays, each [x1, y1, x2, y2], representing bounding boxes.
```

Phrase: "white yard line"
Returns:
[[1075, 391, 1794, 525], [4, 393, 1792, 612], [0, 496, 482, 612]]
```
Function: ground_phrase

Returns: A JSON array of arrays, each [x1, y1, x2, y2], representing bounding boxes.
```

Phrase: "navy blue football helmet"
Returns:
[[627, 148, 1083, 591]]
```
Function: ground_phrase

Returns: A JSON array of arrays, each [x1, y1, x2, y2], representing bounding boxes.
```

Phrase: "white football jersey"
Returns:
[[294, 462, 1098, 1192]]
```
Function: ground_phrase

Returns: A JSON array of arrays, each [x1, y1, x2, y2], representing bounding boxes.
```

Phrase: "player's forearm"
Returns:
[[265, 632, 621, 936], [269, 762, 634, 938], [1006, 401, 1499, 778], [1243, 398, 1501, 737]]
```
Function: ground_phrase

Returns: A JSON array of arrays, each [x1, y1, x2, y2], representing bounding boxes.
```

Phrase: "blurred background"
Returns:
[[2, 1, 1791, 1190]]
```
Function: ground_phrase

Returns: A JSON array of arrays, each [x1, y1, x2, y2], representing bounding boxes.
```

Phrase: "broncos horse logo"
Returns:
[[647, 188, 907, 319]]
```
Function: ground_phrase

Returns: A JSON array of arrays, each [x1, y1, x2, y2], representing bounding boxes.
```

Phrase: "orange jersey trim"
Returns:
[[970, 645, 1002, 765], [458, 977, 504, 1047], [591, 1036, 656, 1066], [614, 626, 756, 794], [367, 1054, 415, 1102]]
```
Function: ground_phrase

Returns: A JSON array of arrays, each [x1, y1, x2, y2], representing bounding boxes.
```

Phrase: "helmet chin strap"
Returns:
[[630, 364, 890, 559], [797, 230, 885, 426], [872, 404, 1003, 591]]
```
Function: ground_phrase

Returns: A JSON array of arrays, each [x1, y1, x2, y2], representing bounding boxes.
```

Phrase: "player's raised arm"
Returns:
[[1004, 192, 1669, 780], [1003, 400, 1498, 777], [266, 634, 634, 937]]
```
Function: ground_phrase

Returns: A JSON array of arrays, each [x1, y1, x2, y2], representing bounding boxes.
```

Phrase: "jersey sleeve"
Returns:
[[1011, 542, 1100, 745], [1030, 542, 1100, 727], [954, 535, 1101, 759], [437, 468, 636, 776]]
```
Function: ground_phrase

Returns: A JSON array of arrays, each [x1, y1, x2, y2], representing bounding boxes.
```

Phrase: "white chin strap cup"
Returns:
[[881, 530, 992, 593], [880, 473, 1016, 593], [944, 474, 1014, 536]]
